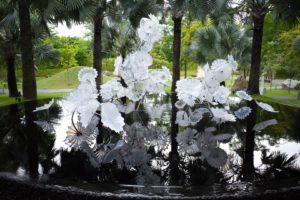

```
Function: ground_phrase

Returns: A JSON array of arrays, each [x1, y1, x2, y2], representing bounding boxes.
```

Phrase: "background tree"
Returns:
[[294, 37, 300, 54], [278, 26, 300, 80], [181, 19, 203, 78], [261, 14, 287, 82]]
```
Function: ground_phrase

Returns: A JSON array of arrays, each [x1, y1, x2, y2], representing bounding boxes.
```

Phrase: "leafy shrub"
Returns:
[[150, 58, 172, 69], [103, 58, 115, 71]]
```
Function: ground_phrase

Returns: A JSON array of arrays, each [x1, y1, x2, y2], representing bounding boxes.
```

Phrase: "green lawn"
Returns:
[[264, 89, 298, 97], [36, 66, 114, 89], [0, 66, 113, 90], [0, 92, 66, 107], [262, 88, 300, 107]]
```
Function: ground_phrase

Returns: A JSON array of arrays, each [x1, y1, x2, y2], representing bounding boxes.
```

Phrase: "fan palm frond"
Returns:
[[119, 0, 160, 28], [191, 20, 251, 65], [262, 150, 298, 169], [34, 44, 60, 65], [271, 0, 300, 26]]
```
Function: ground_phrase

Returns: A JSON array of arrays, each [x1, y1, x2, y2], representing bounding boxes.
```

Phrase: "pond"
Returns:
[[0, 96, 300, 199]]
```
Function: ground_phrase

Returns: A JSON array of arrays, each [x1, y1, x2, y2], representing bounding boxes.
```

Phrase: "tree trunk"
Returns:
[[120, 46, 127, 104], [93, 14, 103, 91], [170, 16, 182, 156], [18, 0, 37, 101], [184, 59, 187, 78], [5, 54, 19, 97], [24, 101, 39, 176], [248, 15, 265, 94], [93, 14, 104, 144]]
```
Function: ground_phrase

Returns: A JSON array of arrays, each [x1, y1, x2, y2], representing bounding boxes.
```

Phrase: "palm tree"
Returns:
[[18, 0, 37, 101], [2, 0, 100, 101], [92, 6, 104, 91], [0, 1, 60, 98], [271, 0, 300, 25], [167, 0, 229, 156], [118, 0, 163, 29], [0, 3, 20, 97], [66, 0, 160, 91], [231, 0, 271, 94], [233, 0, 300, 94]]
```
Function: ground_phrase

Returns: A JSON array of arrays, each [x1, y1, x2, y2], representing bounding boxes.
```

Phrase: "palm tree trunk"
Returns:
[[248, 15, 265, 94], [18, 0, 37, 101], [5, 54, 19, 97], [93, 14, 103, 91], [170, 16, 182, 156], [93, 14, 104, 144], [120, 46, 127, 104]]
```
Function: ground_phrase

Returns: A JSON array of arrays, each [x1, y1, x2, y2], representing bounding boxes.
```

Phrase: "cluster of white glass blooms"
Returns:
[[34, 14, 279, 173], [174, 58, 278, 167]]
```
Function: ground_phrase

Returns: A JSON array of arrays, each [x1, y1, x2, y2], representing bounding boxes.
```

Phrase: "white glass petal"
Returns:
[[236, 90, 253, 101], [256, 101, 278, 113], [234, 106, 252, 119], [33, 99, 54, 112], [253, 119, 278, 132], [101, 102, 125, 133]]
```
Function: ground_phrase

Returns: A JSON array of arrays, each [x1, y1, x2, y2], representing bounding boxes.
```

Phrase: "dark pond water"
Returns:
[[1, 96, 300, 197]]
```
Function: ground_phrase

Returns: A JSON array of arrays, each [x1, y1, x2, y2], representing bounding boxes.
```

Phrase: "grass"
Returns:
[[264, 89, 298, 97], [36, 66, 83, 89], [14, 67, 111, 90], [36, 66, 112, 89], [262, 88, 300, 107], [0, 92, 67, 107], [289, 99, 300, 105]]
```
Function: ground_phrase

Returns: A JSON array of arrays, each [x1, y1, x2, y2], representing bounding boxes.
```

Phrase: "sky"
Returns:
[[53, 22, 90, 38]]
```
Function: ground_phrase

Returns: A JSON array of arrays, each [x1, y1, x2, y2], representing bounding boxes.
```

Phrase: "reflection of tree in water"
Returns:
[[46, 95, 232, 186], [242, 100, 257, 181], [226, 101, 300, 183], [256, 102, 300, 144], [54, 149, 99, 181], [23, 101, 39, 175], [0, 104, 25, 172], [288, 108, 300, 142], [0, 101, 62, 177], [2, 96, 300, 189]]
